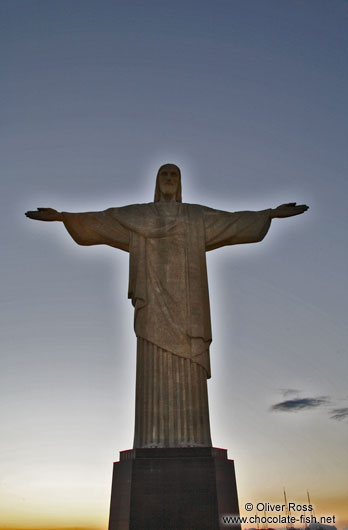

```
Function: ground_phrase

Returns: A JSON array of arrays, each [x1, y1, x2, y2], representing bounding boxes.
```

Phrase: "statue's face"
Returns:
[[158, 166, 180, 200]]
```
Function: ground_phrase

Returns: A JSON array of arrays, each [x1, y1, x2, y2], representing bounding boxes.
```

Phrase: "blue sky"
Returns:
[[1, 1, 348, 528]]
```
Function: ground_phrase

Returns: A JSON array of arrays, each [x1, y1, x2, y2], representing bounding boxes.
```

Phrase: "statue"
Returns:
[[26, 164, 308, 449]]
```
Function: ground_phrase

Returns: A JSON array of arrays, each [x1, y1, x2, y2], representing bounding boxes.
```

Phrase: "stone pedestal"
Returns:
[[108, 447, 240, 530]]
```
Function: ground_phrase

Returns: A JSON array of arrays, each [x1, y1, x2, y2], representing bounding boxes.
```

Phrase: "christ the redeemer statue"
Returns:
[[26, 164, 308, 449]]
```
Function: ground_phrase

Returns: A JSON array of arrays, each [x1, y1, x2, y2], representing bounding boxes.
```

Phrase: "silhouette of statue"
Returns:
[[26, 163, 308, 448]]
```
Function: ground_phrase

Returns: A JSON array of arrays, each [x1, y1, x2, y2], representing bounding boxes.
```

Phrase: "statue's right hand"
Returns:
[[25, 208, 62, 222]]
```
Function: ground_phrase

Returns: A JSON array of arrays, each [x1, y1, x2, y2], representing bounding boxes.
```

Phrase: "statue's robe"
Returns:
[[62, 202, 271, 447]]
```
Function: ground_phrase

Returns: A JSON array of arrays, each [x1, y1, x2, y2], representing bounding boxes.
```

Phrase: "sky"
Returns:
[[1, 0, 348, 529]]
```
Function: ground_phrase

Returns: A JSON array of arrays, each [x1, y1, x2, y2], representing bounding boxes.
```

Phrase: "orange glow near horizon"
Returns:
[[0, 525, 106, 530], [1, 498, 347, 530]]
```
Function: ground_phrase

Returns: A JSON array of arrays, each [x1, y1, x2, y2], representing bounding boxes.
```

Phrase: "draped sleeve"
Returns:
[[203, 207, 272, 251], [61, 208, 131, 252]]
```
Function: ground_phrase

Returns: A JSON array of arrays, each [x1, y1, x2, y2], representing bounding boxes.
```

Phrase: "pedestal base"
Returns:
[[108, 447, 240, 530]]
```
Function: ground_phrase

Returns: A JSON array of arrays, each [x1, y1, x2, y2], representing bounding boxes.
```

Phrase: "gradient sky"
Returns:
[[1, 1, 348, 529]]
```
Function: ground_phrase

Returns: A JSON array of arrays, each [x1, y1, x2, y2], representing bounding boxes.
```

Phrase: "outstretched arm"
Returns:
[[25, 207, 130, 251], [204, 202, 309, 251], [25, 208, 63, 221], [271, 202, 309, 218]]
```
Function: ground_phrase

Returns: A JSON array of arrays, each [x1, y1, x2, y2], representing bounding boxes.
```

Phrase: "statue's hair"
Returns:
[[154, 164, 182, 202]]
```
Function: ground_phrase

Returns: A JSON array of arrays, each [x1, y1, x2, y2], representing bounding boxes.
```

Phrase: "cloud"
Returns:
[[278, 388, 299, 397], [330, 407, 348, 421], [271, 396, 329, 412], [271, 394, 348, 422]]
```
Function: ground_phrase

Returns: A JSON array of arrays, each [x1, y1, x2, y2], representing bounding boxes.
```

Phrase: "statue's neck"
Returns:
[[158, 195, 176, 202], [155, 201, 181, 214]]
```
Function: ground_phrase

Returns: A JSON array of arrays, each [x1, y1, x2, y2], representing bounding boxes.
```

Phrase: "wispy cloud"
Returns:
[[278, 388, 299, 397], [271, 396, 329, 412], [330, 407, 348, 421], [272, 392, 348, 423]]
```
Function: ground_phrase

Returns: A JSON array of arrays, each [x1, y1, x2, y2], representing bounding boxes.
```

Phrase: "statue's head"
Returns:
[[154, 164, 182, 202]]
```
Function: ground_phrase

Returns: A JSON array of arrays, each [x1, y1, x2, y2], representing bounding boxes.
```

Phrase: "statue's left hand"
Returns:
[[271, 203, 309, 218]]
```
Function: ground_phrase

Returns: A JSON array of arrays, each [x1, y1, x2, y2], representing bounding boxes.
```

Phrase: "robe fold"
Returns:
[[62, 202, 271, 447]]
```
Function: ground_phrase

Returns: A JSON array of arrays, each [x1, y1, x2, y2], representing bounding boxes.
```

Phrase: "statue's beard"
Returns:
[[159, 185, 177, 200]]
